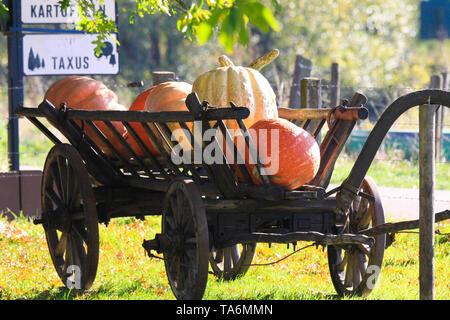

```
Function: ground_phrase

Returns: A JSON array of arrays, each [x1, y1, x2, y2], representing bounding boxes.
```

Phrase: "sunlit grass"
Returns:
[[1, 214, 448, 300], [330, 156, 450, 190]]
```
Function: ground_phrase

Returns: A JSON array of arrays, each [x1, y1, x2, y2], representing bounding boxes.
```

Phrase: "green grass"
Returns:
[[0, 215, 448, 300], [330, 156, 450, 190]]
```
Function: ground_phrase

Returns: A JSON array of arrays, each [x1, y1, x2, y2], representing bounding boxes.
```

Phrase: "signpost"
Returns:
[[4, 0, 119, 170], [20, 0, 116, 24], [23, 33, 119, 75]]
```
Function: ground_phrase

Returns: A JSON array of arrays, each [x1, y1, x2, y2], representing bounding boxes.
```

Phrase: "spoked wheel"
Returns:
[[162, 178, 209, 300], [328, 176, 385, 297], [210, 244, 256, 280], [41, 144, 99, 290]]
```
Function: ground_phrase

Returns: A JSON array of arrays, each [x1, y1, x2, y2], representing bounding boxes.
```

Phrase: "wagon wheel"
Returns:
[[328, 176, 385, 297], [209, 244, 256, 280], [162, 178, 209, 300], [41, 143, 99, 290]]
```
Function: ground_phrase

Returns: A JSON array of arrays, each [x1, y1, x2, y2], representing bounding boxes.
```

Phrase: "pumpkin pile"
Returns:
[[127, 81, 193, 157], [44, 49, 321, 190], [44, 76, 128, 157], [188, 50, 319, 189]]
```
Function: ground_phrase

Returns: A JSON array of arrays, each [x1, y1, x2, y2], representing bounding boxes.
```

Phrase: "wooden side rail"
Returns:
[[278, 106, 368, 121]]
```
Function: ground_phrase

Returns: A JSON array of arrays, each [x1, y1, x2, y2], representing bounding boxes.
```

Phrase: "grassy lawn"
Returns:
[[330, 156, 450, 190], [0, 214, 448, 300]]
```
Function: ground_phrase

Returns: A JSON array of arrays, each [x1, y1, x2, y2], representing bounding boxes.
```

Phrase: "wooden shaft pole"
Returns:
[[418, 75, 440, 300], [300, 77, 322, 142], [288, 55, 312, 109], [330, 62, 340, 107], [152, 71, 175, 85]]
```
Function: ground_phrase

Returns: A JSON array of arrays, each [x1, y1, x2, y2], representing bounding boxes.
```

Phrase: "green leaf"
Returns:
[[218, 13, 236, 53], [0, 2, 9, 21], [238, 15, 249, 45], [240, 1, 280, 33], [57, 0, 71, 10], [196, 21, 214, 45]]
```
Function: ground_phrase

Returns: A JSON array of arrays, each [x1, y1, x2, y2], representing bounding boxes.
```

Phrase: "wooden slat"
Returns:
[[85, 121, 139, 177], [278, 106, 368, 121], [122, 121, 170, 179]]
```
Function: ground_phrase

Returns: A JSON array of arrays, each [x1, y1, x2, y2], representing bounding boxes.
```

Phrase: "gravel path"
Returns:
[[377, 186, 450, 221]]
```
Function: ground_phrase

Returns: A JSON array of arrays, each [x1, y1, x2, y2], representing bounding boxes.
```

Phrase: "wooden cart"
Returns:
[[15, 89, 450, 300]]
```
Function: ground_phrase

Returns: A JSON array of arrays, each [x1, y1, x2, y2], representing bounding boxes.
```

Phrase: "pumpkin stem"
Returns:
[[218, 55, 235, 67], [247, 49, 279, 70]]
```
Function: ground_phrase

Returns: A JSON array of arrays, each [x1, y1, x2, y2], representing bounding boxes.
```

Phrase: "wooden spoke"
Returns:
[[175, 259, 185, 291], [223, 247, 232, 273], [61, 247, 71, 275], [358, 253, 368, 279], [68, 166, 80, 210], [165, 215, 177, 230], [358, 244, 371, 257], [50, 163, 63, 202], [176, 189, 184, 221], [57, 156, 69, 204], [45, 187, 64, 208], [343, 252, 353, 288], [230, 245, 240, 265], [72, 222, 89, 243], [351, 253, 361, 289], [212, 249, 224, 264], [335, 252, 347, 273], [55, 232, 69, 257], [357, 204, 373, 230]]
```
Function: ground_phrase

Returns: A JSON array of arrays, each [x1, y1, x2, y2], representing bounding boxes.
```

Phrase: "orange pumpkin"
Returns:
[[44, 76, 128, 157], [126, 87, 161, 156], [126, 81, 193, 157], [235, 118, 320, 190]]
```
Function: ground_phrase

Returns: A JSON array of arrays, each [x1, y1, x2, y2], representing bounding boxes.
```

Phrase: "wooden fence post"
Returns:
[[300, 77, 322, 142], [288, 55, 312, 109], [329, 62, 340, 107], [152, 71, 176, 85], [419, 74, 440, 300], [435, 71, 448, 161]]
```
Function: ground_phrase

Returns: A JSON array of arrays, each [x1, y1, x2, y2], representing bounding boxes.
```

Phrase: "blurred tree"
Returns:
[[264, 0, 424, 88], [56, 0, 280, 54], [1, 0, 448, 107]]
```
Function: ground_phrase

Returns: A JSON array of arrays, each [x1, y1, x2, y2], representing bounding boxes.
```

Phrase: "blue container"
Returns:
[[346, 130, 450, 161], [420, 0, 450, 39]]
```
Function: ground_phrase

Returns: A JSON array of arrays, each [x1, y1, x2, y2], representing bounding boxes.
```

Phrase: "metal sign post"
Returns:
[[6, 0, 22, 171]]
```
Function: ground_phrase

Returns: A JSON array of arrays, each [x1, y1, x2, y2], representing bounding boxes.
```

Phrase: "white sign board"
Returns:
[[23, 33, 119, 75], [21, 0, 116, 24]]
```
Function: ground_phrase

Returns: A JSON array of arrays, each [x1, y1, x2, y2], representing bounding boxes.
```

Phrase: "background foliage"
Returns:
[[1, 0, 449, 107]]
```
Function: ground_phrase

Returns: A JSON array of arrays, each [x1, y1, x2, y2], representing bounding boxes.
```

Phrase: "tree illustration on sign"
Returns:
[[28, 48, 45, 71], [95, 41, 116, 66]]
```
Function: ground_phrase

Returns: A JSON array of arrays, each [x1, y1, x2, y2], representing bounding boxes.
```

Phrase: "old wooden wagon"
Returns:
[[15, 89, 450, 300]]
